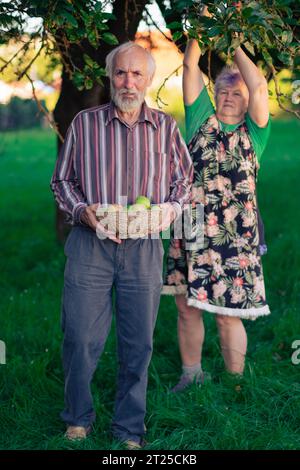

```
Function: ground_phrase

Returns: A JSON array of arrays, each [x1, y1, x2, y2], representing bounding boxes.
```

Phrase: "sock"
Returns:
[[182, 363, 203, 380]]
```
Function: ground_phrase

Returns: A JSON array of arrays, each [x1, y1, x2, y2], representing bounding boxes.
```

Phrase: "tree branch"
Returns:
[[156, 65, 182, 109], [17, 39, 45, 81], [144, 5, 173, 43], [0, 55, 63, 140], [0, 39, 32, 74]]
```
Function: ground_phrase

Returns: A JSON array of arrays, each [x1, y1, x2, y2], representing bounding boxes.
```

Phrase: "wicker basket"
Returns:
[[96, 206, 163, 239]]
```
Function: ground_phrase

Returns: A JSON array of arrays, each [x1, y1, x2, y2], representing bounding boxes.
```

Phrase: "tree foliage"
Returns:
[[0, 0, 299, 240], [1, 1, 299, 117], [167, 0, 300, 116], [0, 1, 119, 90], [179, 1, 299, 71]]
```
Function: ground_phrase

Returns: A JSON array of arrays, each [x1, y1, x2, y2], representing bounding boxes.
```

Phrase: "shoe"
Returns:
[[123, 438, 147, 450], [170, 371, 211, 393], [65, 425, 92, 441]]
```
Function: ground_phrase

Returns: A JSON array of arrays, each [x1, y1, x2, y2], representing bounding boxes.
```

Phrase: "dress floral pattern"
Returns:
[[162, 114, 270, 320]]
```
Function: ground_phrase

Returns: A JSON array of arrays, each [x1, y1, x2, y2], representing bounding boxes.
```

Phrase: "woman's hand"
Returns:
[[200, 5, 212, 18]]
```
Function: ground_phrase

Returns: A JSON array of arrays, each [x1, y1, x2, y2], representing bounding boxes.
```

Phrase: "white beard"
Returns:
[[111, 86, 146, 112]]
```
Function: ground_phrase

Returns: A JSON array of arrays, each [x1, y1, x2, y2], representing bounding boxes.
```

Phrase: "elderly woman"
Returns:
[[162, 28, 271, 390]]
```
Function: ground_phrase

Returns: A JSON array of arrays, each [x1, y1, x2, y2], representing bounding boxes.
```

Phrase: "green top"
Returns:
[[185, 86, 271, 161]]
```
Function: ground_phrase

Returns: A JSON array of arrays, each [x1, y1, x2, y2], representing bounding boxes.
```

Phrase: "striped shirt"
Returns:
[[50, 101, 193, 224]]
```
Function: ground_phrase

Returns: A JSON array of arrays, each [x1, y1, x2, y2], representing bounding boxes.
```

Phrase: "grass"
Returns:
[[0, 122, 300, 450]]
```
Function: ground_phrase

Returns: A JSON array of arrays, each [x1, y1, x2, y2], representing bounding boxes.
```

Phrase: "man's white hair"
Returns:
[[214, 65, 244, 102], [105, 41, 156, 81]]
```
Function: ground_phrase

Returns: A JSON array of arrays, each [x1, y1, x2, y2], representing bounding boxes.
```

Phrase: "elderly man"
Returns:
[[51, 41, 193, 449]]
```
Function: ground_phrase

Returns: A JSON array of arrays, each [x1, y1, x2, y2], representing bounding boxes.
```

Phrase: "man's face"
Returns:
[[111, 48, 152, 112], [216, 81, 249, 121]]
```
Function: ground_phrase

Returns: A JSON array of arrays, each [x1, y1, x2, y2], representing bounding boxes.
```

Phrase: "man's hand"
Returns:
[[149, 203, 177, 235], [80, 204, 122, 244]]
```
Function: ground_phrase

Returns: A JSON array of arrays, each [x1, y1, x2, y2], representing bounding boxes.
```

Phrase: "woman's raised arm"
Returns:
[[234, 47, 269, 127]]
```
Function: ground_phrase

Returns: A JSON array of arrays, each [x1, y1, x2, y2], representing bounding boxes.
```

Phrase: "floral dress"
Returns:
[[162, 113, 270, 320]]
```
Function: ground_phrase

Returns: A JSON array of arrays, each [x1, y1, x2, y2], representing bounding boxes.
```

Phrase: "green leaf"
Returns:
[[261, 49, 273, 65], [93, 67, 106, 78], [187, 29, 199, 40], [228, 23, 242, 32], [53, 15, 64, 27], [167, 21, 183, 30], [172, 31, 183, 42], [294, 55, 300, 67], [87, 30, 98, 47], [282, 30, 293, 45], [272, 17, 284, 28], [284, 18, 299, 26], [62, 11, 78, 28], [83, 54, 95, 68], [62, 2, 75, 13], [278, 51, 293, 66], [207, 25, 223, 37], [85, 79, 94, 90], [73, 71, 85, 90], [102, 12, 117, 20], [213, 34, 230, 52], [194, 16, 216, 27], [96, 22, 109, 31], [276, 0, 293, 5], [102, 32, 119, 45]]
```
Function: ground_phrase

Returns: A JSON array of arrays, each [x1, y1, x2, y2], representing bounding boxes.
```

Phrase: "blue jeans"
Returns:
[[60, 226, 163, 443]]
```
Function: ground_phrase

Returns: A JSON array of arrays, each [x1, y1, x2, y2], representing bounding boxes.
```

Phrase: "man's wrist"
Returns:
[[73, 203, 88, 225]]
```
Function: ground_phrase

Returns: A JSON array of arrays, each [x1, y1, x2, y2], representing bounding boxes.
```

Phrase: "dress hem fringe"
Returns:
[[161, 286, 270, 320]]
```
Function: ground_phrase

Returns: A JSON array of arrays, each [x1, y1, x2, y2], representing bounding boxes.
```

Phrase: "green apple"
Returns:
[[128, 203, 147, 213], [135, 195, 151, 209], [151, 205, 161, 211]]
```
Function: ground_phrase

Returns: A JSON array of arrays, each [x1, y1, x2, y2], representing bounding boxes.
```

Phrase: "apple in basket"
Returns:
[[128, 203, 147, 213], [134, 195, 151, 209]]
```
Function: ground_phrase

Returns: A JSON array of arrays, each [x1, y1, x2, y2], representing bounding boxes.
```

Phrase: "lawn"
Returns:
[[0, 122, 300, 450]]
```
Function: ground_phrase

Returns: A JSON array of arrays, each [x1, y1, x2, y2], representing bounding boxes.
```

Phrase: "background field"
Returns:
[[0, 120, 300, 449]]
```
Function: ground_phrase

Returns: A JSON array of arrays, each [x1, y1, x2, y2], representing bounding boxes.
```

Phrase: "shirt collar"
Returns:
[[105, 101, 157, 129]]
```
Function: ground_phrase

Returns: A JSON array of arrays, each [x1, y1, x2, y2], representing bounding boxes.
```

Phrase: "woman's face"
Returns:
[[216, 82, 249, 122]]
